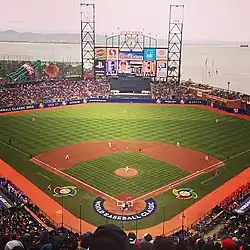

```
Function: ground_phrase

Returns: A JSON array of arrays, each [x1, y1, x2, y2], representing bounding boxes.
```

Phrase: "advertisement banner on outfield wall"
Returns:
[[143, 48, 156, 61], [119, 51, 143, 61], [142, 61, 156, 76], [94, 60, 106, 76], [156, 61, 167, 77], [107, 48, 119, 60], [106, 60, 118, 76], [95, 48, 107, 60], [156, 49, 168, 61]]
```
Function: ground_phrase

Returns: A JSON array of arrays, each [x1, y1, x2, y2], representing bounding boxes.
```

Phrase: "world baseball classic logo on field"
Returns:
[[93, 197, 157, 221], [53, 186, 77, 197], [172, 188, 198, 200]]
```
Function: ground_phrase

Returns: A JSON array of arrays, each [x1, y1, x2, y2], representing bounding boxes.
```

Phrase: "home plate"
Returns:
[[56, 209, 63, 215]]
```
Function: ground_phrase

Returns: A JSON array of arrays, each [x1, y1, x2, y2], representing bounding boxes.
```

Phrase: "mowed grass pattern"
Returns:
[[0, 104, 249, 161], [64, 152, 189, 196]]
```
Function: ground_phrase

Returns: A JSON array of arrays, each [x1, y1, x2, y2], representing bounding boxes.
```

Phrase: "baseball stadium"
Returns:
[[0, 2, 250, 250]]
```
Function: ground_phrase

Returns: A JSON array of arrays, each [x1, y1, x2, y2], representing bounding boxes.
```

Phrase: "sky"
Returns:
[[0, 0, 250, 41]]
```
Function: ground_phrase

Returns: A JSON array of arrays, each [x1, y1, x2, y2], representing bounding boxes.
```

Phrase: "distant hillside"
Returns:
[[0, 30, 248, 45]]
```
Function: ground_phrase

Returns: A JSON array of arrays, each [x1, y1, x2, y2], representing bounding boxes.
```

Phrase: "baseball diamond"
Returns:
[[0, 103, 250, 231]]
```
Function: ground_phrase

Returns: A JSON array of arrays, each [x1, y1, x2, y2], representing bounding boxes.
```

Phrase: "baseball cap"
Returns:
[[90, 224, 129, 250], [128, 232, 137, 244], [221, 238, 236, 250]]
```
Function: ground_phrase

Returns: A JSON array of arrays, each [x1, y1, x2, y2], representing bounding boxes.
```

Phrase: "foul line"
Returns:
[[32, 157, 120, 202], [37, 172, 52, 181], [131, 148, 250, 202], [0, 140, 29, 157], [1, 138, 249, 203]]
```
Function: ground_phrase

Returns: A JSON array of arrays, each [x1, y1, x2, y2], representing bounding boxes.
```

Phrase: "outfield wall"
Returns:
[[0, 98, 249, 116]]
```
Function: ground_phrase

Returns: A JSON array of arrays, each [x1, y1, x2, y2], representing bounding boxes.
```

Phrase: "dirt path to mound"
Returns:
[[1, 158, 249, 237], [32, 140, 223, 200]]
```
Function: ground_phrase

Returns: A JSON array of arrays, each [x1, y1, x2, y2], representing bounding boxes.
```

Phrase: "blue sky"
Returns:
[[0, 0, 250, 41]]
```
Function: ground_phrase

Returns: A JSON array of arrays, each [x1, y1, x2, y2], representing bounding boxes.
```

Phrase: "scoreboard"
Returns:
[[95, 48, 168, 77]]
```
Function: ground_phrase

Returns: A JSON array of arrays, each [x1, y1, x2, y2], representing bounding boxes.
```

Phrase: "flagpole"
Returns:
[[204, 58, 208, 85], [211, 58, 215, 86]]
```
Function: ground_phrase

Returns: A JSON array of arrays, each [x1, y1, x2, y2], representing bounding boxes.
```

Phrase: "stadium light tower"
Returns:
[[167, 5, 184, 84], [80, 2, 95, 77]]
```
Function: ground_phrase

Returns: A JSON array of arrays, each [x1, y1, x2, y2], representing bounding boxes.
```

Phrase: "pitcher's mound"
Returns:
[[115, 168, 138, 177]]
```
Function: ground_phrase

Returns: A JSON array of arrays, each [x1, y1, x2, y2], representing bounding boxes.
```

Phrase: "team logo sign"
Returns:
[[173, 188, 198, 200], [53, 186, 77, 197]]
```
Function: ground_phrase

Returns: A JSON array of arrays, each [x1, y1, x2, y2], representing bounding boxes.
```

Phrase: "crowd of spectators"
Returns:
[[193, 183, 250, 237], [0, 79, 110, 107], [182, 80, 250, 101], [0, 175, 249, 249], [1, 78, 250, 108], [151, 81, 196, 100]]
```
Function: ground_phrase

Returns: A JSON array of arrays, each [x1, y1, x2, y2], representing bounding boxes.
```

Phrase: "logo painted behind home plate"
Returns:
[[53, 186, 77, 197], [172, 188, 198, 200], [93, 197, 157, 221]]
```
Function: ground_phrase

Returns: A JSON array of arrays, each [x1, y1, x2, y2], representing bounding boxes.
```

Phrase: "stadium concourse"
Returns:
[[0, 161, 249, 249]]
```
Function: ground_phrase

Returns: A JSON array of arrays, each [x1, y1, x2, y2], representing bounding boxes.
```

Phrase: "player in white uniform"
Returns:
[[108, 142, 112, 148], [216, 119, 219, 123], [125, 166, 129, 173], [205, 155, 209, 161], [32, 117, 36, 122], [65, 154, 70, 160], [177, 142, 180, 147]]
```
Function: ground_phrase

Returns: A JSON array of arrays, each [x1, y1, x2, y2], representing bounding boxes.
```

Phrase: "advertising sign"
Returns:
[[144, 48, 156, 61], [130, 61, 143, 76], [143, 61, 156, 76], [118, 61, 131, 73], [95, 48, 107, 60], [106, 60, 118, 76], [156, 49, 168, 61], [156, 61, 167, 77], [233, 197, 250, 214], [107, 48, 119, 61], [119, 51, 143, 61], [94, 60, 106, 76]]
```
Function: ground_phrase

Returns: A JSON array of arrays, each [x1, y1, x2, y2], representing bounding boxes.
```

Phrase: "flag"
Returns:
[[205, 58, 208, 66], [212, 58, 215, 67]]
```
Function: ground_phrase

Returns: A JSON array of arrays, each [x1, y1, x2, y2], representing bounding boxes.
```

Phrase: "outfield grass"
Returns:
[[0, 104, 249, 230], [64, 152, 189, 196]]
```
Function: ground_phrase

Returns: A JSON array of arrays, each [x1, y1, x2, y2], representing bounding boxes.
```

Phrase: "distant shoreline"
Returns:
[[0, 40, 243, 46]]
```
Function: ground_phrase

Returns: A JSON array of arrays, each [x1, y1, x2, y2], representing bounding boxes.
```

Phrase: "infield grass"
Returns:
[[64, 152, 189, 196], [0, 104, 250, 230]]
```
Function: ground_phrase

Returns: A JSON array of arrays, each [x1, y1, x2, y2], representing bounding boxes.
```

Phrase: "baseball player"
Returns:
[[177, 142, 180, 147], [47, 184, 52, 191], [215, 169, 219, 177], [125, 166, 129, 173], [32, 117, 36, 122], [108, 142, 112, 148], [65, 154, 70, 160], [216, 119, 219, 123], [205, 155, 209, 161]]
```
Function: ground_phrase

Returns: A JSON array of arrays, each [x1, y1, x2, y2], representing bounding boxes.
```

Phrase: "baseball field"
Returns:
[[0, 103, 250, 232]]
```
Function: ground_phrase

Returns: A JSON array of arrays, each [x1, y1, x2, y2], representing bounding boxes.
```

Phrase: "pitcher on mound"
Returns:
[[125, 166, 129, 173]]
